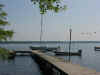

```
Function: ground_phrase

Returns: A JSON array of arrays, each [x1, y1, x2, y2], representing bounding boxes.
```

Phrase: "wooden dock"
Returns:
[[8, 50, 32, 59], [15, 50, 32, 53], [32, 50, 100, 75]]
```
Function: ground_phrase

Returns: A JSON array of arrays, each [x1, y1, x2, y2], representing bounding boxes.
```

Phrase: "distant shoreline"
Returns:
[[0, 41, 100, 43]]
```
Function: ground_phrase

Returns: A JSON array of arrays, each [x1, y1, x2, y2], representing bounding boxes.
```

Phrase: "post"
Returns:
[[68, 28, 72, 62], [40, 14, 43, 42], [40, 14, 44, 48]]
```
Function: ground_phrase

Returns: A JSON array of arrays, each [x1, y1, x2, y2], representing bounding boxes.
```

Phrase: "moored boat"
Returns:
[[94, 46, 100, 51], [55, 49, 82, 56], [30, 46, 59, 52]]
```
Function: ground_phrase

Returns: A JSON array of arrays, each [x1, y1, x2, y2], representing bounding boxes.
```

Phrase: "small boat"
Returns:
[[8, 51, 16, 59], [55, 50, 82, 56], [94, 46, 100, 51], [30, 46, 59, 52], [30, 46, 46, 50]]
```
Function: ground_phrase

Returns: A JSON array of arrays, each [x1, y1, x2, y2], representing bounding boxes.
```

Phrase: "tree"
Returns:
[[31, 0, 67, 41], [0, 4, 13, 60], [31, 0, 66, 14], [0, 4, 13, 41]]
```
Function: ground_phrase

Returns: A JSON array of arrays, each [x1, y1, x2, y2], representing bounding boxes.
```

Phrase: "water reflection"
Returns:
[[0, 56, 41, 75]]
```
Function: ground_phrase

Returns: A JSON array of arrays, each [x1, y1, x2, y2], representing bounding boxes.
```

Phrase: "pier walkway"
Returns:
[[32, 50, 100, 75]]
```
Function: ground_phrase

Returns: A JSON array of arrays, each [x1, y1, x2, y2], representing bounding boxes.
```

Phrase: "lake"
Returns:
[[0, 56, 42, 75], [0, 41, 100, 72]]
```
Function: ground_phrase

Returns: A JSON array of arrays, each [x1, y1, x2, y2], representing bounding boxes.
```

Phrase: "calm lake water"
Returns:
[[0, 42, 100, 72], [0, 56, 42, 75]]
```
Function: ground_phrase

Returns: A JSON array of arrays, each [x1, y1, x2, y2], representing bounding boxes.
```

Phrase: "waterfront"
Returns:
[[0, 42, 100, 72]]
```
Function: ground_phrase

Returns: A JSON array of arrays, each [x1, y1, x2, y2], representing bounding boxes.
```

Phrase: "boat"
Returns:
[[94, 46, 100, 51], [8, 51, 16, 59], [30, 46, 59, 52], [54, 49, 82, 56]]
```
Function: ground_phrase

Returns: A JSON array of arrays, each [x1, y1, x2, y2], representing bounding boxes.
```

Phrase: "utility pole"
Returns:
[[68, 28, 72, 62]]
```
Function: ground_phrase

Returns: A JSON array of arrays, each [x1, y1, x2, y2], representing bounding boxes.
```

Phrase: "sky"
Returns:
[[0, 0, 100, 41]]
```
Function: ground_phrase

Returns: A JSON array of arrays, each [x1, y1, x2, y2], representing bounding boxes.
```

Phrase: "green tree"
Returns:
[[0, 4, 13, 59], [0, 4, 13, 41], [31, 0, 66, 14]]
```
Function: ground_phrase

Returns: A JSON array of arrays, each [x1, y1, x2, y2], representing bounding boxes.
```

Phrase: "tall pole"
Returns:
[[68, 28, 72, 62], [66, 25, 68, 62], [40, 14, 43, 42]]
